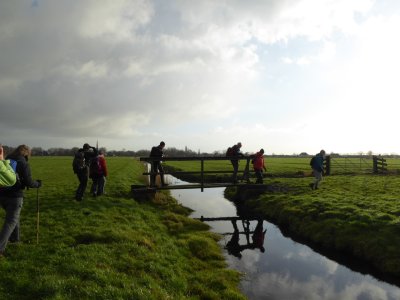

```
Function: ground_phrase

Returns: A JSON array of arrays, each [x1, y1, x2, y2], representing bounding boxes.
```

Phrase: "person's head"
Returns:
[[83, 143, 90, 151], [260, 149, 264, 154], [237, 142, 242, 148], [9, 144, 31, 160], [159, 141, 165, 148], [320, 149, 326, 157]]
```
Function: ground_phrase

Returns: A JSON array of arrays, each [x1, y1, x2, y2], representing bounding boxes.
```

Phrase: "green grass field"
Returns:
[[164, 157, 400, 279], [0, 157, 244, 299]]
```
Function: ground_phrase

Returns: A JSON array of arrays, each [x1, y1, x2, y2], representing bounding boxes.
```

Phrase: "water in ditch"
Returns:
[[167, 176, 400, 300]]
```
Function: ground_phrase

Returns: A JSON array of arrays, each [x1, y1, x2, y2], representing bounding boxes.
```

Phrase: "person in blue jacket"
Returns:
[[310, 150, 326, 190]]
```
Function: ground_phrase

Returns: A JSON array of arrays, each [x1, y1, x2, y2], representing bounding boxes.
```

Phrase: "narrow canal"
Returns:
[[167, 177, 400, 300]]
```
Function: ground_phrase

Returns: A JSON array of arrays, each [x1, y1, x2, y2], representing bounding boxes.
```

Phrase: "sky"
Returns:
[[1, 0, 400, 155]]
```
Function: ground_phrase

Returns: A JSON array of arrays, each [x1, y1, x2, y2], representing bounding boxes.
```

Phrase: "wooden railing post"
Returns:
[[201, 158, 204, 192], [243, 158, 251, 183], [373, 156, 378, 174], [324, 155, 331, 176]]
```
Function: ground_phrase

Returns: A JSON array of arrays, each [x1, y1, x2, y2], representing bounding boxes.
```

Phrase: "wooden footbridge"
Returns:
[[132, 156, 267, 195]]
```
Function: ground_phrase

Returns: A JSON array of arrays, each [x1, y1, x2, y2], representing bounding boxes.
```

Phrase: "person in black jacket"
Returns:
[[149, 141, 165, 187], [73, 143, 98, 201], [228, 142, 244, 184], [0, 145, 41, 257]]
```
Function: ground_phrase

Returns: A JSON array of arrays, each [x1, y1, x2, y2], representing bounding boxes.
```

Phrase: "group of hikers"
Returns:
[[72, 143, 108, 201], [148, 141, 326, 190], [0, 141, 325, 257], [0, 142, 110, 257]]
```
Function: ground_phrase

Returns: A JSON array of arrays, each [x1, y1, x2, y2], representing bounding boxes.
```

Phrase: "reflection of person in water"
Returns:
[[251, 219, 266, 252], [225, 220, 243, 258]]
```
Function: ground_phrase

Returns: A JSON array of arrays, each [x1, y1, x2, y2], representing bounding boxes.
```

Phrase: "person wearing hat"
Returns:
[[73, 143, 98, 201], [252, 149, 266, 184]]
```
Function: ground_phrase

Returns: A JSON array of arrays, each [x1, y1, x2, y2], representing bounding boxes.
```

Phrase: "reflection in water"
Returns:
[[223, 219, 266, 259], [168, 176, 400, 300]]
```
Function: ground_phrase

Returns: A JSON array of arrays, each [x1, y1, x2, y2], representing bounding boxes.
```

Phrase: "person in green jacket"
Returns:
[[0, 144, 16, 188]]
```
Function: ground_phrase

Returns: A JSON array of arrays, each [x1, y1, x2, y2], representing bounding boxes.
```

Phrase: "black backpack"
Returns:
[[309, 156, 316, 168], [72, 152, 85, 174], [89, 156, 102, 178]]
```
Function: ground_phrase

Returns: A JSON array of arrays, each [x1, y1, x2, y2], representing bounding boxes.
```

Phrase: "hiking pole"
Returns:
[[36, 180, 41, 244]]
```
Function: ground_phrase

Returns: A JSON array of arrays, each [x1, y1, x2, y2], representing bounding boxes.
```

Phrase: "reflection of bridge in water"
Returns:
[[197, 216, 267, 258], [134, 156, 267, 193]]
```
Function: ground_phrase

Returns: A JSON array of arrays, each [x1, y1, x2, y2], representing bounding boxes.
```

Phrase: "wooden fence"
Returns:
[[372, 156, 387, 174]]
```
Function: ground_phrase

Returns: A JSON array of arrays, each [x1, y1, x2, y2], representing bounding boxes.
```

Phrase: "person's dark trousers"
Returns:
[[91, 177, 98, 196], [255, 169, 263, 184], [231, 160, 239, 183], [0, 196, 23, 252], [75, 172, 88, 201], [91, 176, 105, 196], [151, 162, 165, 186], [97, 176, 106, 195]]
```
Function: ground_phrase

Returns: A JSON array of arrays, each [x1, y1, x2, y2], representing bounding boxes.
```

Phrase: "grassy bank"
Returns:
[[0, 157, 244, 299], [165, 159, 400, 280]]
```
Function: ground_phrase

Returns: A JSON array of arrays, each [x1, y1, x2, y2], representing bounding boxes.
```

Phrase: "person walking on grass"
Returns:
[[227, 142, 244, 184], [252, 149, 266, 184], [150, 141, 166, 187], [0, 145, 41, 257], [310, 149, 326, 190], [73, 143, 98, 201]]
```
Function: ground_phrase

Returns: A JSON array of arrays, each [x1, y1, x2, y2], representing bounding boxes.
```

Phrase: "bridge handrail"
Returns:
[[140, 156, 252, 191], [139, 156, 253, 162]]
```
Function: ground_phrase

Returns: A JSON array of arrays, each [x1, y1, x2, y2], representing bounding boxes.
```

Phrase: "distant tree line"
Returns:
[[1, 145, 397, 158], [1, 145, 216, 157]]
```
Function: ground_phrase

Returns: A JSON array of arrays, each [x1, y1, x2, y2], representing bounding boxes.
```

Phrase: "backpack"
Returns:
[[309, 156, 316, 168], [72, 152, 86, 174], [226, 147, 234, 157], [89, 156, 102, 178], [0, 159, 18, 189]]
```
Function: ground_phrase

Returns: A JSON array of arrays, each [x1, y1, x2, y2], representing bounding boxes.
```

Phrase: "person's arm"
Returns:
[[91, 147, 98, 156], [19, 160, 41, 188]]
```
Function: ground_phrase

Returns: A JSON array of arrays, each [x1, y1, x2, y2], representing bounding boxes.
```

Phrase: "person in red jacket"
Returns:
[[252, 149, 266, 184], [90, 150, 108, 197]]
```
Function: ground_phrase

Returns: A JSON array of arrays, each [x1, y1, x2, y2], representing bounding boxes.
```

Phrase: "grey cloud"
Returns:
[[0, 1, 372, 149]]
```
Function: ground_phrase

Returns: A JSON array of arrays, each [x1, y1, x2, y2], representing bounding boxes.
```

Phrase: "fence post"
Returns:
[[324, 155, 331, 176], [200, 158, 204, 192], [242, 158, 251, 183], [372, 156, 378, 174]]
